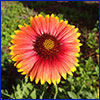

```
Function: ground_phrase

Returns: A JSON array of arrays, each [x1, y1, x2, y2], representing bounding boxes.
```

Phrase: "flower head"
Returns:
[[10, 14, 82, 85]]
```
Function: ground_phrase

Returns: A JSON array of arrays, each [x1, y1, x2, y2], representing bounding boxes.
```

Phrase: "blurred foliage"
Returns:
[[1, 78, 37, 99], [26, 1, 99, 29], [1, 1, 99, 99], [1, 1, 33, 68], [86, 21, 99, 49]]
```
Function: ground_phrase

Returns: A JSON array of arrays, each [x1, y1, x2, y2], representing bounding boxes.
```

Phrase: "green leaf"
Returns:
[[40, 91, 45, 99], [30, 89, 36, 99], [80, 91, 96, 99], [67, 91, 78, 99], [58, 87, 65, 93]]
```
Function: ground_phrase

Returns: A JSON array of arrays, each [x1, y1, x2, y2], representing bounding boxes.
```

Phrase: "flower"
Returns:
[[9, 14, 82, 85]]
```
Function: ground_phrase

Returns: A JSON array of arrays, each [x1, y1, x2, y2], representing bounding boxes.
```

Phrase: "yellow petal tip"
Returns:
[[24, 23, 29, 27], [67, 24, 71, 27], [17, 69, 23, 72], [51, 13, 54, 17], [25, 75, 28, 78], [9, 46, 14, 50], [16, 63, 21, 68], [79, 43, 83, 46], [14, 63, 17, 66], [57, 78, 60, 84], [76, 59, 79, 63], [11, 40, 14, 44], [77, 32, 81, 37], [75, 28, 79, 32], [10, 35, 15, 39], [21, 72, 26, 75], [62, 73, 67, 80], [18, 25, 23, 29], [47, 79, 51, 84], [35, 79, 39, 84], [12, 58, 16, 61], [72, 25, 75, 28], [14, 30, 20, 34], [75, 63, 79, 67], [68, 72, 73, 76], [65, 20, 68, 24], [55, 16, 59, 20], [30, 76, 33, 82], [46, 14, 49, 18], [60, 20, 64, 22], [38, 14, 42, 17], [77, 46, 80, 52], [76, 39, 80, 43], [52, 80, 56, 85], [9, 51, 14, 55], [71, 67, 77, 72], [41, 80, 45, 85], [30, 16, 33, 21], [35, 15, 38, 18], [76, 53, 80, 57]]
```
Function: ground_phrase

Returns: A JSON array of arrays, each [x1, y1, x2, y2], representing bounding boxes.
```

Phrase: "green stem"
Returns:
[[53, 83, 58, 99]]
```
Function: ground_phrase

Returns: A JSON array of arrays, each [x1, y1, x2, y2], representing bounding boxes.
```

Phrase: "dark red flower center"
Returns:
[[34, 34, 60, 59]]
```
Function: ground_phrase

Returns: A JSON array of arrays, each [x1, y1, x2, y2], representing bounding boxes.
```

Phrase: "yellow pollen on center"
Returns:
[[43, 39, 55, 50]]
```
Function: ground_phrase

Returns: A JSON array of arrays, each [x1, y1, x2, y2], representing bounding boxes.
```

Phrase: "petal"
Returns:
[[17, 56, 38, 74], [35, 58, 45, 84], [60, 44, 78, 54], [12, 50, 36, 61], [54, 20, 67, 36], [30, 15, 42, 35], [10, 49, 33, 56], [57, 25, 75, 40], [24, 24, 38, 38], [11, 44, 34, 51], [57, 52, 74, 72], [18, 25, 36, 40], [53, 57, 67, 76], [49, 14, 59, 35], [51, 16, 60, 35], [42, 59, 51, 83], [45, 14, 50, 34], [38, 14, 47, 33], [29, 59, 41, 82]]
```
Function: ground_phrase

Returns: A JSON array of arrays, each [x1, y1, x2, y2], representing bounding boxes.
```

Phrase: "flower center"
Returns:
[[34, 34, 60, 59], [43, 39, 55, 50]]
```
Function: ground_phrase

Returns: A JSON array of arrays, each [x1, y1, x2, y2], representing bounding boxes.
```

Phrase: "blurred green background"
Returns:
[[1, 1, 99, 99]]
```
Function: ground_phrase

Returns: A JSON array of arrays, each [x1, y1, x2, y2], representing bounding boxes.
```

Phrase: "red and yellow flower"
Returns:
[[9, 14, 82, 85]]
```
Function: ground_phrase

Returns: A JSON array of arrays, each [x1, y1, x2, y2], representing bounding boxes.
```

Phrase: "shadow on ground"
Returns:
[[1, 59, 23, 93], [20, 1, 99, 30]]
